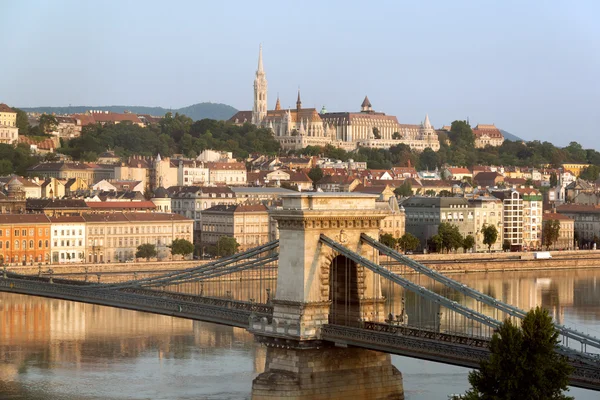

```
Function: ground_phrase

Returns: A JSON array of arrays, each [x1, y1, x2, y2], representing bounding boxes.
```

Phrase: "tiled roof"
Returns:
[[556, 204, 600, 214], [48, 216, 86, 223], [228, 111, 253, 123], [0, 214, 51, 224], [473, 124, 504, 139], [447, 167, 471, 174], [27, 199, 89, 210], [82, 213, 191, 223], [542, 212, 573, 221], [204, 204, 268, 213], [0, 104, 16, 113], [205, 162, 245, 170], [86, 201, 156, 209]]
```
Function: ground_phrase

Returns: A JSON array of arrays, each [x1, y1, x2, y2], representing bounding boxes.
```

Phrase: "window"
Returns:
[[45, 240, 49, 248], [29, 229, 33, 236], [22, 230, 26, 236], [14, 230, 18, 237], [22, 240, 26, 249], [5, 241, 9, 249], [14, 240, 19, 249], [29, 240, 33, 249]]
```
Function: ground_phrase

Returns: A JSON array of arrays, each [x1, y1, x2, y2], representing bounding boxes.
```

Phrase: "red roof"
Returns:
[[0, 103, 16, 113], [86, 201, 156, 209], [542, 213, 573, 221]]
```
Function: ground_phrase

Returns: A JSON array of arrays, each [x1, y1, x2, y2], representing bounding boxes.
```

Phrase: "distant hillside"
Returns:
[[501, 129, 523, 142], [20, 102, 238, 121]]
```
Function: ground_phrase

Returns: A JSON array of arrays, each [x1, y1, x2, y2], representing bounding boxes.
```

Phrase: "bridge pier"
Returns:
[[252, 344, 403, 400]]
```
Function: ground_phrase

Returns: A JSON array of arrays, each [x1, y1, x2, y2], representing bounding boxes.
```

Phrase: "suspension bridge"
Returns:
[[1, 193, 599, 399]]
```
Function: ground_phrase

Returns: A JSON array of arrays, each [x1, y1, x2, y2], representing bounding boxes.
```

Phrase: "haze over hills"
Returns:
[[500, 130, 523, 142], [20, 102, 238, 121]]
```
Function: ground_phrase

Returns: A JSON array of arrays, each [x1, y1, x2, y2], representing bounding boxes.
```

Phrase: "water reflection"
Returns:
[[0, 268, 599, 399]]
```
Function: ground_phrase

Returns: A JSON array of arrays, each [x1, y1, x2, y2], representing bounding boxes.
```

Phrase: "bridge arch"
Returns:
[[328, 254, 361, 325]]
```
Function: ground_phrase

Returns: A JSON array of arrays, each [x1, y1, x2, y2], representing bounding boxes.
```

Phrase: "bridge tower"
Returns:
[[251, 193, 404, 400]]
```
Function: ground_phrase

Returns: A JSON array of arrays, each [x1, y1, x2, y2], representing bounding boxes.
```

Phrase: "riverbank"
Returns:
[[409, 250, 600, 274]]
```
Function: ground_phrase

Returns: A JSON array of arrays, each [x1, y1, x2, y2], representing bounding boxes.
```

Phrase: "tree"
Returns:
[[379, 233, 397, 249], [430, 234, 443, 253], [38, 114, 58, 135], [398, 232, 420, 253], [482, 224, 499, 252], [543, 219, 561, 250], [394, 180, 412, 197], [13, 108, 30, 135], [169, 238, 194, 258], [372, 127, 381, 139], [448, 120, 475, 149], [438, 189, 453, 197], [465, 307, 573, 400], [135, 243, 157, 261], [308, 166, 324, 183], [392, 132, 401, 140], [214, 236, 239, 257], [0, 159, 13, 175], [550, 172, 558, 187], [503, 239, 512, 252], [463, 235, 475, 252], [579, 165, 600, 182], [437, 223, 464, 253]]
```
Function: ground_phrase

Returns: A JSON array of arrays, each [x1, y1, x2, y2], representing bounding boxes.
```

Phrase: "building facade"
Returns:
[[49, 216, 86, 263], [542, 212, 575, 250], [472, 124, 505, 148], [0, 214, 52, 265], [229, 47, 440, 153]]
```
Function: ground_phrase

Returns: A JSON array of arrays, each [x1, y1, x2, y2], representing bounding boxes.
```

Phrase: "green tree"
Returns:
[[430, 234, 443, 253], [372, 127, 381, 139], [135, 243, 157, 261], [437, 222, 464, 253], [380, 233, 397, 249], [438, 189, 453, 197], [398, 232, 420, 253], [169, 238, 195, 258], [394, 180, 412, 197], [392, 132, 401, 140], [579, 165, 600, 182], [308, 166, 324, 183], [38, 114, 58, 134], [214, 236, 239, 257], [550, 172, 558, 187], [543, 219, 561, 250], [503, 239, 512, 252], [465, 307, 573, 400], [0, 159, 13, 175], [13, 108, 30, 135], [463, 235, 475, 252], [482, 224, 499, 252], [448, 120, 475, 149]]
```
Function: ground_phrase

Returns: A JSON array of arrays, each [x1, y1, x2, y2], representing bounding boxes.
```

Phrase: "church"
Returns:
[[229, 46, 440, 152]]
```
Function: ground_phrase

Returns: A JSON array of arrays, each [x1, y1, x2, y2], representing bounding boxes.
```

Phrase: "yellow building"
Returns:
[[561, 163, 591, 178], [0, 104, 18, 145], [201, 204, 276, 252]]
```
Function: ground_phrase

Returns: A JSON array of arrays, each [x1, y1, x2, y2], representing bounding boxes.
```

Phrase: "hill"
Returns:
[[20, 102, 238, 121], [501, 129, 523, 142]]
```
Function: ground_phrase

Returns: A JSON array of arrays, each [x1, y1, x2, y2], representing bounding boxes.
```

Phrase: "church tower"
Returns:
[[252, 44, 268, 125]]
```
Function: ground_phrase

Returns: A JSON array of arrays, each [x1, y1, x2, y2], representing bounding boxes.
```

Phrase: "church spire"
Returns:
[[275, 94, 281, 111], [252, 44, 268, 125], [257, 43, 264, 73], [296, 88, 302, 110], [423, 114, 431, 129]]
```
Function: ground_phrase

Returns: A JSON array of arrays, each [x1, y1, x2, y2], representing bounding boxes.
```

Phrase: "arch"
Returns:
[[329, 254, 360, 326]]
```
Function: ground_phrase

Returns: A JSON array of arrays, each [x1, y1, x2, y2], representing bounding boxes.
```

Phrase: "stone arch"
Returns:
[[328, 254, 361, 326]]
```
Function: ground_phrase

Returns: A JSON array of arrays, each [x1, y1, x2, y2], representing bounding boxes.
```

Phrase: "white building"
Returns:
[[206, 162, 247, 185], [197, 149, 234, 163], [49, 216, 86, 263], [175, 159, 210, 186]]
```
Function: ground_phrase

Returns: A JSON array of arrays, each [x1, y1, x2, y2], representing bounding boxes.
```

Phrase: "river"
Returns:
[[1, 268, 599, 399]]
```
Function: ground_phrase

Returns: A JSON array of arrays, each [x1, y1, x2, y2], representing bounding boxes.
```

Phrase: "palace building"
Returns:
[[229, 46, 440, 152]]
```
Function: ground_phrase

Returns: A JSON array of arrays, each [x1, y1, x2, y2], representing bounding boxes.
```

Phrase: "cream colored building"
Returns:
[[201, 204, 276, 252], [377, 196, 406, 239], [49, 216, 86, 263], [206, 162, 247, 185], [469, 196, 504, 252], [542, 212, 574, 250], [473, 124, 504, 148], [82, 213, 193, 263], [0, 104, 18, 145], [229, 46, 439, 153]]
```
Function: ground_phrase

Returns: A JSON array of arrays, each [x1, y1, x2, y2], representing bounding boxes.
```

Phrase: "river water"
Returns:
[[1, 268, 600, 399]]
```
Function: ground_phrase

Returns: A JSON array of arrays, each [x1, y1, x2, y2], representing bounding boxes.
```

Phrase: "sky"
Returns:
[[1, 0, 599, 147]]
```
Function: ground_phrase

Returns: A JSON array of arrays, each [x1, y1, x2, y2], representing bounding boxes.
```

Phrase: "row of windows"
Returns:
[[88, 225, 191, 235], [54, 229, 83, 236], [0, 228, 49, 237], [0, 240, 49, 250]]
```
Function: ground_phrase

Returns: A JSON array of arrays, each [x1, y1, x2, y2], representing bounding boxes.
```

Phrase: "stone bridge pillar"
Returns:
[[251, 193, 403, 400]]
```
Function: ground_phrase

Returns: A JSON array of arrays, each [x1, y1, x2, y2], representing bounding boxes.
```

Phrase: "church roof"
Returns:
[[228, 111, 252, 124], [361, 96, 371, 108]]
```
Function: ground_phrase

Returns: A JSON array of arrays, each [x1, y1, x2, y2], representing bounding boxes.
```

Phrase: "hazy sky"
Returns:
[[1, 0, 599, 146]]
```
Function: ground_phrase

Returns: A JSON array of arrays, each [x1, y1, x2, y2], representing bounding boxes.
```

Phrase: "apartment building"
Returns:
[[0, 214, 52, 265], [49, 216, 86, 263], [206, 162, 247, 185], [556, 204, 600, 243], [402, 196, 475, 248], [82, 213, 193, 263], [542, 212, 575, 250], [468, 196, 504, 251], [491, 188, 542, 250], [200, 204, 276, 252]]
